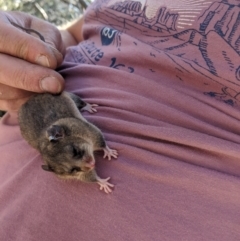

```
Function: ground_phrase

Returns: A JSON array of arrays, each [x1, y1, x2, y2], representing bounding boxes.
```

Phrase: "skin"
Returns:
[[0, 10, 84, 111]]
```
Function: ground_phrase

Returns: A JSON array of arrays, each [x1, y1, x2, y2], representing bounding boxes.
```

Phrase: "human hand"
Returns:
[[0, 10, 65, 111]]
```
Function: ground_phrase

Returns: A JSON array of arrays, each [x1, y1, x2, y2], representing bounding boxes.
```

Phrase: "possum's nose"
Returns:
[[84, 158, 95, 169]]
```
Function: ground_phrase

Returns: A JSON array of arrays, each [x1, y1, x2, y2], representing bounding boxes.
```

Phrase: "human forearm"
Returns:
[[59, 16, 84, 49]]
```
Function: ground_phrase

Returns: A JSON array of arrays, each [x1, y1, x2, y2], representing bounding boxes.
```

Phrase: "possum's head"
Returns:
[[40, 123, 95, 179]]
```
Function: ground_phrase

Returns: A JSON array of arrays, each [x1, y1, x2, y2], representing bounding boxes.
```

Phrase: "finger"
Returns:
[[0, 97, 30, 112], [1, 11, 64, 69], [0, 83, 33, 100], [0, 53, 64, 94]]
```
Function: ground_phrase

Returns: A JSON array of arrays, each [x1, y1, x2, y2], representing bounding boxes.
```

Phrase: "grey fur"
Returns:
[[18, 91, 118, 193]]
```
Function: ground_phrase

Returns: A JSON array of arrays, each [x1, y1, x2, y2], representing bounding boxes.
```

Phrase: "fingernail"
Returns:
[[48, 45, 63, 57], [48, 45, 64, 64], [40, 76, 61, 93], [36, 55, 50, 67]]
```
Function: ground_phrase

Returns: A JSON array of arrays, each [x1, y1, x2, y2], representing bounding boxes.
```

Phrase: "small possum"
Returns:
[[18, 91, 118, 193]]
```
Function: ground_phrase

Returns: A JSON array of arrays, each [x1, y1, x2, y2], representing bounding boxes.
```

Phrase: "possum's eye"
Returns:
[[69, 167, 82, 174], [72, 147, 85, 159]]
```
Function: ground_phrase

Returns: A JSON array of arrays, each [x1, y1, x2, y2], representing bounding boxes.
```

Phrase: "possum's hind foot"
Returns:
[[81, 103, 98, 113]]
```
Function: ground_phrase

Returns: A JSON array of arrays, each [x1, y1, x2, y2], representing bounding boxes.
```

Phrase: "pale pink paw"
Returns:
[[82, 103, 98, 113], [103, 146, 118, 160], [97, 177, 114, 194]]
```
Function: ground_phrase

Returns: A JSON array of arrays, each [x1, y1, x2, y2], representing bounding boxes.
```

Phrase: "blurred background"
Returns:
[[0, 0, 92, 26]]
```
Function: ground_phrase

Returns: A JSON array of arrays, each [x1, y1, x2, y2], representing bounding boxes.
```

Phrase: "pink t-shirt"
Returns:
[[1, 1, 240, 240]]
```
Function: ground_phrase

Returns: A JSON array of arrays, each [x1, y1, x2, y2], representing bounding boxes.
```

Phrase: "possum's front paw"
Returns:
[[97, 177, 114, 194], [103, 146, 118, 160], [81, 103, 98, 113]]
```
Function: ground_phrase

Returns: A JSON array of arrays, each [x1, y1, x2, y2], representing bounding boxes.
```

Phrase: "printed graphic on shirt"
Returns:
[[70, 37, 136, 73], [106, 0, 212, 32], [72, 0, 240, 106], [204, 86, 240, 106], [71, 41, 104, 64]]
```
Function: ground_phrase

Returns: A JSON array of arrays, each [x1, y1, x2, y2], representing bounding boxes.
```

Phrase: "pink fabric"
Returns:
[[1, 1, 240, 240]]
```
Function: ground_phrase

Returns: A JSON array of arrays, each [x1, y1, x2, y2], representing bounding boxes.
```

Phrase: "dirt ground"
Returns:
[[0, 0, 90, 26]]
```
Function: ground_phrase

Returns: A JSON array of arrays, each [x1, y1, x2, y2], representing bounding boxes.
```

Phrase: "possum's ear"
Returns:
[[41, 165, 54, 172], [47, 125, 65, 142]]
